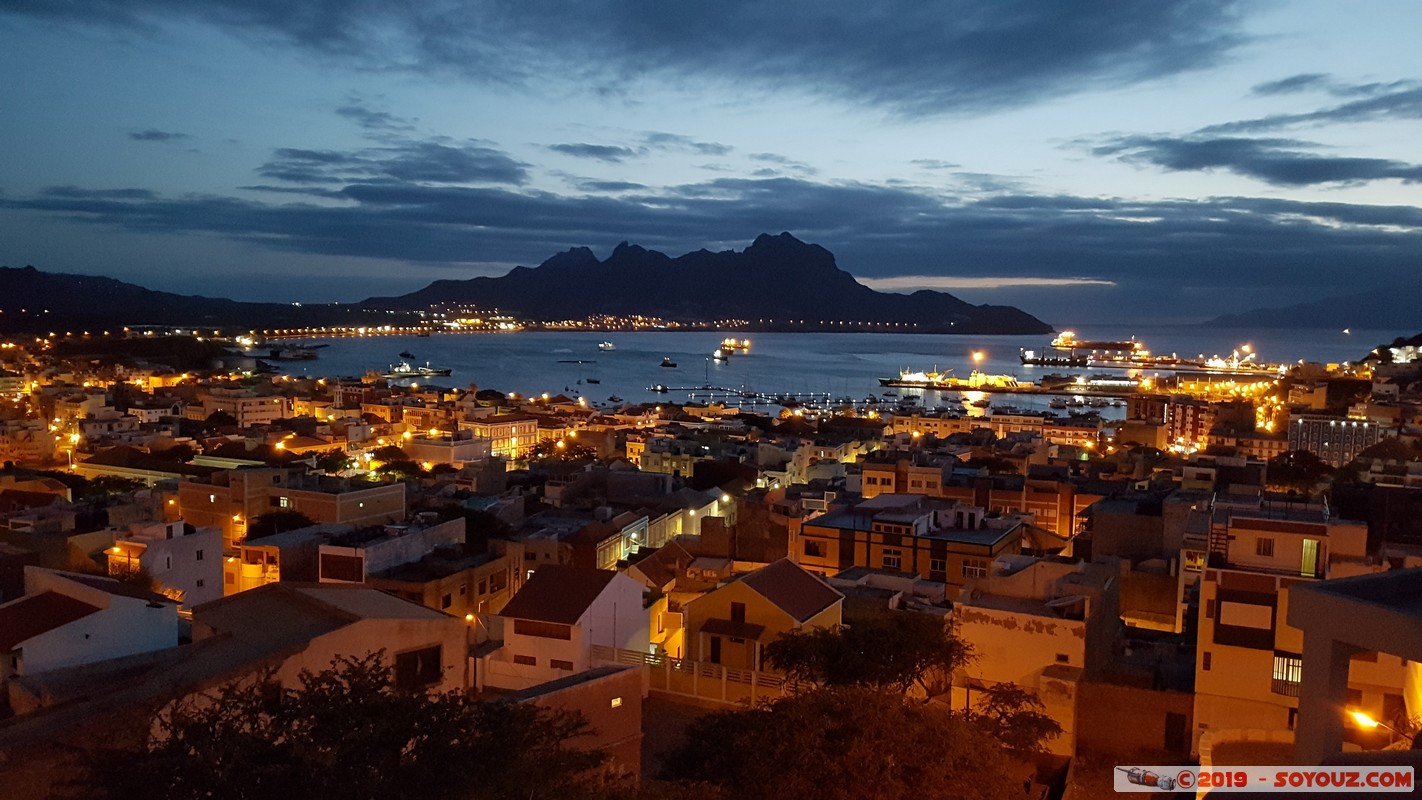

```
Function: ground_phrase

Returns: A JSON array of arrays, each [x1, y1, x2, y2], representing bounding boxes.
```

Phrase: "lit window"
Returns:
[[611, 697, 623, 708]]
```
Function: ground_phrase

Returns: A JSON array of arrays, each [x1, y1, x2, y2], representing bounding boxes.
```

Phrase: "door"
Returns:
[[709, 635, 722, 664], [1164, 712, 1188, 754], [1301, 538, 1319, 578]]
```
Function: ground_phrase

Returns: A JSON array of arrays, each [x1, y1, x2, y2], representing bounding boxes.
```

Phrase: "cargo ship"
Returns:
[[878, 370, 1023, 390], [1020, 331, 1277, 376]]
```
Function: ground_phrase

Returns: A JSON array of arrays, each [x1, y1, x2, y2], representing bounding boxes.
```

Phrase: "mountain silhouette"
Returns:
[[364, 233, 1052, 334]]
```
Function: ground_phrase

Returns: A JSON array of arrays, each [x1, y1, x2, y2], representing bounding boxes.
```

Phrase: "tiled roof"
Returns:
[[0, 591, 101, 651], [498, 564, 618, 625], [735, 559, 842, 623]]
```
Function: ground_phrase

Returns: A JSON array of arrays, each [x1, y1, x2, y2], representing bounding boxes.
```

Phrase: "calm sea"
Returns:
[[272, 326, 1401, 412]]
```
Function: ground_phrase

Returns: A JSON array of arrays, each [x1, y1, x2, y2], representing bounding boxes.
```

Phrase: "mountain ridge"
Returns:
[[363, 232, 1053, 334]]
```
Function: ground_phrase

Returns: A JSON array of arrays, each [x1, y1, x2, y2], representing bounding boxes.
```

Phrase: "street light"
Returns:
[[1348, 710, 1404, 748]]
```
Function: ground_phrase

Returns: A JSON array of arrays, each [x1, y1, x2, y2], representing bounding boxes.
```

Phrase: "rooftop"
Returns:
[[0, 591, 102, 651], [499, 564, 619, 625]]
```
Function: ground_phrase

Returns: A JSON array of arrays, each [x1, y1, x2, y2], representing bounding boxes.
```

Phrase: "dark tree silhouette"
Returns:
[[83, 653, 608, 800]]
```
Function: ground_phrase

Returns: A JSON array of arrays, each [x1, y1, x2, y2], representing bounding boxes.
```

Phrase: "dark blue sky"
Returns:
[[1, 1, 1419, 322]]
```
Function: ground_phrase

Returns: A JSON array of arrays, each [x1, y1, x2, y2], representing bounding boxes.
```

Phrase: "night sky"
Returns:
[[2, 1, 1419, 322]]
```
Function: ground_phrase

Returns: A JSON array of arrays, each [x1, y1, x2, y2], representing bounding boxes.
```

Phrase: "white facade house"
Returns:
[[108, 520, 224, 607], [482, 564, 648, 691], [0, 568, 179, 681]]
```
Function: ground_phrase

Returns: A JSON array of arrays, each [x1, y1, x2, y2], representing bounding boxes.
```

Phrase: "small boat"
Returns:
[[586, 378, 601, 384], [660, 357, 677, 368], [607, 395, 623, 403], [881, 391, 898, 398], [712, 348, 730, 362], [649, 384, 669, 393], [1048, 398, 1068, 409], [381, 360, 452, 379], [598, 341, 616, 351], [399, 350, 415, 359]]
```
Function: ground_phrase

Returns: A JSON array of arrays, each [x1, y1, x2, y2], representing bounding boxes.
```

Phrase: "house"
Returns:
[[798, 494, 1026, 598], [178, 468, 406, 549], [0, 567, 178, 684], [952, 556, 1120, 757], [193, 582, 470, 694], [481, 565, 648, 690], [682, 558, 843, 670], [1192, 504, 1396, 756], [106, 519, 223, 608]]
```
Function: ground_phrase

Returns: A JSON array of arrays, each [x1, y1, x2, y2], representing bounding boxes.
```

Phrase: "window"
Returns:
[[279, 496, 290, 509], [962, 558, 988, 579], [1055, 653, 1070, 664], [459, 583, 467, 597], [610, 697, 623, 708], [225, 572, 235, 585], [1205, 599, 1215, 620], [1272, 652, 1303, 696], [803, 540, 825, 558], [165, 556, 171, 570], [394, 645, 443, 689], [196, 579, 205, 588], [525, 552, 536, 560], [477, 579, 487, 595], [513, 654, 537, 666], [196, 549, 204, 561], [882, 549, 902, 570], [1202, 652, 1212, 671], [550, 659, 574, 671], [440, 593, 452, 609], [730, 602, 746, 623], [929, 557, 946, 574], [1256, 537, 1275, 557]]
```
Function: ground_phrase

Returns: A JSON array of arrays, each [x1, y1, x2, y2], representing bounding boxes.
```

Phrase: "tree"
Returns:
[[84, 653, 609, 800], [246, 510, 316, 539], [205, 410, 239, 429], [661, 687, 1022, 800], [968, 682, 1063, 754], [764, 614, 973, 697], [1267, 450, 1333, 494], [529, 439, 597, 461], [313, 448, 353, 473]]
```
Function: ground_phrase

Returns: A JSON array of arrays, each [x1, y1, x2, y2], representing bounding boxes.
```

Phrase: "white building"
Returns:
[[107, 519, 224, 608], [481, 564, 648, 690], [0, 568, 179, 681]]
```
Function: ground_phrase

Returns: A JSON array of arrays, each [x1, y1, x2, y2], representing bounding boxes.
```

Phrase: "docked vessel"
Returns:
[[1022, 331, 1279, 376], [877, 370, 1023, 390], [598, 341, 616, 351], [721, 337, 752, 351], [382, 360, 452, 379]]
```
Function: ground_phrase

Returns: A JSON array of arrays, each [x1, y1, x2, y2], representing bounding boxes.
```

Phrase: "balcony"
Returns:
[[1271, 677, 1301, 697]]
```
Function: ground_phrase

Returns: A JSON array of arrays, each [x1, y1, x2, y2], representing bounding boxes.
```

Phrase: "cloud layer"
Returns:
[[3, 0, 1249, 116]]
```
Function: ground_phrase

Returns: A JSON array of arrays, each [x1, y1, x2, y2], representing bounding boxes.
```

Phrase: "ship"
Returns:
[[660, 357, 678, 368], [721, 337, 752, 351], [382, 360, 453, 380], [1026, 331, 1279, 376], [877, 369, 1023, 390], [264, 343, 327, 360], [712, 348, 730, 363], [598, 341, 616, 351]]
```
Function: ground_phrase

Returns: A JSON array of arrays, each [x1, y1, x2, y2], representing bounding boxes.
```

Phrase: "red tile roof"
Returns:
[[736, 559, 843, 623], [0, 592, 102, 651], [498, 564, 619, 625]]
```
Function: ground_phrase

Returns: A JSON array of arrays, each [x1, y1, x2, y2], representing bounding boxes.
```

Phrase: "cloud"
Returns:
[[128, 129, 189, 142], [257, 141, 529, 185], [546, 143, 641, 163], [1250, 73, 1332, 96], [572, 179, 646, 192], [643, 132, 730, 156], [1205, 79, 1422, 133], [911, 159, 962, 170], [335, 101, 415, 134], [858, 275, 1116, 291], [1095, 135, 1422, 186], [3, 1, 1250, 117]]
